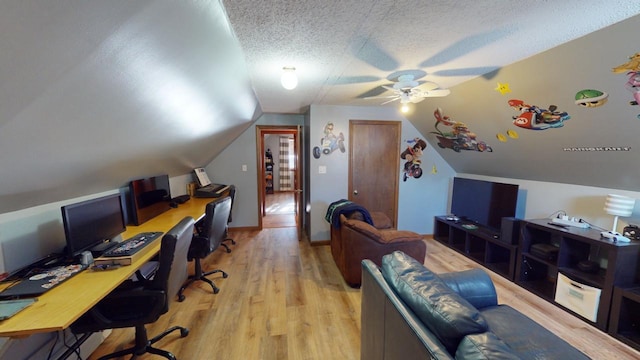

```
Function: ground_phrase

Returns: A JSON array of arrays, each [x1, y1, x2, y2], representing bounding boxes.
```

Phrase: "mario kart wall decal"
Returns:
[[430, 108, 493, 153], [313, 122, 345, 159], [508, 99, 570, 130], [495, 82, 511, 95], [574, 89, 608, 107], [400, 138, 426, 181], [612, 53, 640, 117]]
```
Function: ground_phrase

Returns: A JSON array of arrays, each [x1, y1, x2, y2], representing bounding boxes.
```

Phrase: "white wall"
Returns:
[[308, 104, 456, 242], [458, 173, 640, 233]]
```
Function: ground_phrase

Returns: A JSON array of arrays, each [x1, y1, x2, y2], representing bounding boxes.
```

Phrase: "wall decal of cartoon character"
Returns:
[[400, 138, 426, 181], [574, 89, 608, 107], [313, 122, 345, 159], [612, 53, 640, 111], [507, 99, 570, 130], [430, 108, 493, 153]]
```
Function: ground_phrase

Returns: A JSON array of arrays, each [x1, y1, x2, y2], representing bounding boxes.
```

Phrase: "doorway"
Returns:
[[257, 126, 302, 230]]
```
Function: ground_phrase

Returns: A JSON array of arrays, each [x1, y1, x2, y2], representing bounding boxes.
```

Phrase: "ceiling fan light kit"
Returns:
[[364, 72, 450, 109], [281, 67, 298, 90]]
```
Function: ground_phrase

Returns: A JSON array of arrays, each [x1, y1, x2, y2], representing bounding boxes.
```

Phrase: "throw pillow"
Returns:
[[381, 251, 488, 353]]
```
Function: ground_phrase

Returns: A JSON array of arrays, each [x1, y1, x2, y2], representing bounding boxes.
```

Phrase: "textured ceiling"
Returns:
[[223, 0, 640, 114]]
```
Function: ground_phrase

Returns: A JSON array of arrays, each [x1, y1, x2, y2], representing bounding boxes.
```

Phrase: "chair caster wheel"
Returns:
[[226, 247, 231, 253], [213, 287, 220, 294], [180, 328, 189, 337], [178, 294, 185, 302], [223, 273, 229, 278]]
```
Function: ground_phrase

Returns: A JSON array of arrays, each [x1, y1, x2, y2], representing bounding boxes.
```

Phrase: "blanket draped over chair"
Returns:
[[325, 199, 373, 228]]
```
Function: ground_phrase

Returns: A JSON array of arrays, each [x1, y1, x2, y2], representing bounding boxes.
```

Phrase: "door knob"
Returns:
[[353, 190, 358, 195]]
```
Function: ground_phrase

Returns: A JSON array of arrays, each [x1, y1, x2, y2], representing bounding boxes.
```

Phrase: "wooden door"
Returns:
[[348, 120, 401, 227]]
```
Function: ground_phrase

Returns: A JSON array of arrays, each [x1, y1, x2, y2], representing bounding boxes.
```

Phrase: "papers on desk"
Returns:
[[0, 299, 37, 320]]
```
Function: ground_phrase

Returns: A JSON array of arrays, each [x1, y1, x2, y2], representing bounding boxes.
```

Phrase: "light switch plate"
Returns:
[[318, 165, 327, 174]]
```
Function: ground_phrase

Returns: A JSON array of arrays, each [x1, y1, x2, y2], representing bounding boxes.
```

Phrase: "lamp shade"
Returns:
[[604, 194, 635, 217]]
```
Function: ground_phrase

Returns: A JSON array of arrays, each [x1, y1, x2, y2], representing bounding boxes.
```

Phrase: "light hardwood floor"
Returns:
[[90, 229, 640, 359]]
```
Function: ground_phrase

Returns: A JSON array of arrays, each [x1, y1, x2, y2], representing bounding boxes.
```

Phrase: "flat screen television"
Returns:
[[61, 193, 126, 258], [129, 174, 172, 225], [450, 177, 519, 231]]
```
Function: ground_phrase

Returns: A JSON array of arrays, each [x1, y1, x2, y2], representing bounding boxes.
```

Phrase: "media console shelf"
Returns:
[[433, 216, 518, 280], [515, 219, 640, 332], [610, 286, 640, 351]]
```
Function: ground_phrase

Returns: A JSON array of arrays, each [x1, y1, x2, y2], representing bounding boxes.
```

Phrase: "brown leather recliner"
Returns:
[[330, 213, 426, 287]]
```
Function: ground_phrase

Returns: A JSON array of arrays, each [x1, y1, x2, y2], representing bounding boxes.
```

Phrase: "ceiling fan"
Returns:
[[365, 74, 450, 107]]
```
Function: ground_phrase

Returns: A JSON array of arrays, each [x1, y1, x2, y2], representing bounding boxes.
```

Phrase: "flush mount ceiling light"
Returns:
[[281, 67, 298, 90]]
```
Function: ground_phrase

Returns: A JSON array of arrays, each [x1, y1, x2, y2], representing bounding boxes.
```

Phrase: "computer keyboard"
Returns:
[[102, 232, 163, 257]]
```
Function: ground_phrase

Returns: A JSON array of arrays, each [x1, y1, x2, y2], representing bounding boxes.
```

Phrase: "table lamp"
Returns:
[[601, 194, 636, 242]]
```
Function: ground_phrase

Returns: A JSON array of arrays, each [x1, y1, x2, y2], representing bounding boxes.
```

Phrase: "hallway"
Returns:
[[263, 192, 296, 228]]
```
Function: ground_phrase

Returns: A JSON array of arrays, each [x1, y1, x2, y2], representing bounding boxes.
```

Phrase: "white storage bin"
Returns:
[[554, 272, 601, 322]]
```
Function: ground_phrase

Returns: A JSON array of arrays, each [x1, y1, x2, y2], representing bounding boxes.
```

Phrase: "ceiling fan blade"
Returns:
[[424, 89, 451, 97], [330, 75, 382, 85], [351, 35, 399, 71], [415, 81, 439, 92], [410, 97, 426, 104], [381, 85, 397, 92], [364, 94, 400, 100], [381, 97, 400, 105]]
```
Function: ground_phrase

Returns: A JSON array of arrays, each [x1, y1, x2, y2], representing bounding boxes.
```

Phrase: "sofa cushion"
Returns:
[[455, 332, 520, 359], [480, 305, 590, 359], [342, 216, 382, 241], [348, 210, 392, 229], [380, 230, 423, 244], [381, 251, 488, 353]]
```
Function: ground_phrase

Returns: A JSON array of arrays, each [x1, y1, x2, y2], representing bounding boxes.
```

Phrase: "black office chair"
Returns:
[[178, 196, 230, 301], [71, 216, 195, 360], [220, 185, 236, 253]]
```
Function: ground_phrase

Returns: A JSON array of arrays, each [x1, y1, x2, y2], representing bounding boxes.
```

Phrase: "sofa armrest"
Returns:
[[439, 269, 498, 309], [361, 260, 452, 360]]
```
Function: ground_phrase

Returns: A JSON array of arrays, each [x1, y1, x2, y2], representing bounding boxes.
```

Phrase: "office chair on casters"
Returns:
[[71, 216, 195, 360], [178, 196, 230, 301], [220, 185, 236, 253]]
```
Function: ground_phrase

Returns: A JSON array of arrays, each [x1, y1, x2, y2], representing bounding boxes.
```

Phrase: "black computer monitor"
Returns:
[[61, 193, 126, 258], [128, 174, 172, 225]]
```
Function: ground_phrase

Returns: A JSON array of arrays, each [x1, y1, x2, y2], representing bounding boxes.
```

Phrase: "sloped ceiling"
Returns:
[[2, 1, 639, 214], [407, 14, 640, 192], [222, 0, 640, 113], [0, 1, 260, 213]]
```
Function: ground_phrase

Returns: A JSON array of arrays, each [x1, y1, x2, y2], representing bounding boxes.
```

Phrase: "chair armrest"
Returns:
[[439, 269, 497, 309]]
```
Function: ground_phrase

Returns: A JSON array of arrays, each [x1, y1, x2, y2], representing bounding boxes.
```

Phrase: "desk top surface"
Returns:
[[0, 197, 214, 337]]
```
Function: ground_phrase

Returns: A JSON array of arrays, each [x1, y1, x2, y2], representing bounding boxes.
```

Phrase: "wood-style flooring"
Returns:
[[263, 192, 296, 228], [89, 229, 640, 359]]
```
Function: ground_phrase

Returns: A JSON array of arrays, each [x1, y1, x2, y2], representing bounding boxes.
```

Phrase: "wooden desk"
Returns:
[[0, 197, 213, 338]]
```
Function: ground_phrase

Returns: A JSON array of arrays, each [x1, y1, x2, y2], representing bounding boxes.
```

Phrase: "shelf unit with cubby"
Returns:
[[433, 216, 518, 280], [515, 219, 640, 331]]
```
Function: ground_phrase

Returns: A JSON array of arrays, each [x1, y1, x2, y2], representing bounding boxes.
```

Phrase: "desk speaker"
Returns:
[[500, 217, 521, 245]]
